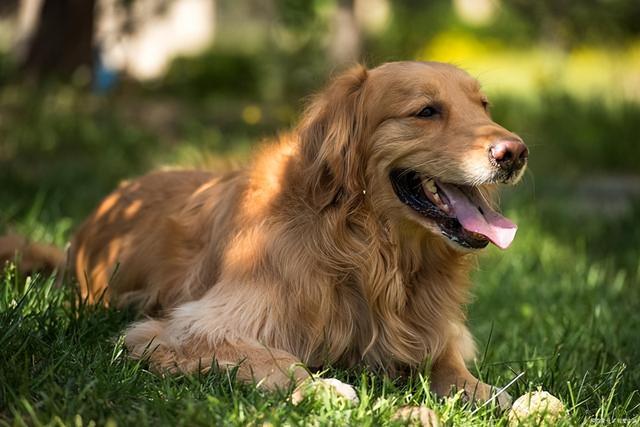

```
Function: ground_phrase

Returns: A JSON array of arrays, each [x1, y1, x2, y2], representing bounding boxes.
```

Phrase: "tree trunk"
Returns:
[[329, 0, 361, 66], [21, 0, 96, 82]]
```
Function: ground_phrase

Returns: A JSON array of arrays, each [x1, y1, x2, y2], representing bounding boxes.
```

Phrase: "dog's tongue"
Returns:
[[438, 183, 517, 249]]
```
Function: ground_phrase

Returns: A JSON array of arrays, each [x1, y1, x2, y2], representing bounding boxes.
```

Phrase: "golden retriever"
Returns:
[[7, 61, 529, 408]]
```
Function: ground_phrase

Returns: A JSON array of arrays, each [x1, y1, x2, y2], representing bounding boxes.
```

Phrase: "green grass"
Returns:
[[1, 194, 639, 426], [1, 84, 640, 425]]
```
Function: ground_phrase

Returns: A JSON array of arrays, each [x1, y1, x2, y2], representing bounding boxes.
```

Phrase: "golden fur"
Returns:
[[6, 61, 527, 406]]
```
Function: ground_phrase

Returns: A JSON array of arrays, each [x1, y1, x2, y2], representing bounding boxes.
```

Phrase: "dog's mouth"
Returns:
[[389, 169, 517, 249]]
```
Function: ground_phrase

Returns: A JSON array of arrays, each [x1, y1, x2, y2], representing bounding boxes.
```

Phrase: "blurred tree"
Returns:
[[21, 0, 96, 83], [329, 0, 361, 65]]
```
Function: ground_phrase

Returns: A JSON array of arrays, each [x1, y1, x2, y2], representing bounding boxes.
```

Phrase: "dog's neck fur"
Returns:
[[243, 137, 475, 371]]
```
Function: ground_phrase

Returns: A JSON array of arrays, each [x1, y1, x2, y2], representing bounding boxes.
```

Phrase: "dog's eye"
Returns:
[[481, 99, 490, 111], [416, 106, 439, 118]]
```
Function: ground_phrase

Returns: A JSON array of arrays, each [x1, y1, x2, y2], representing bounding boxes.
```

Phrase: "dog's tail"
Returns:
[[0, 234, 66, 277]]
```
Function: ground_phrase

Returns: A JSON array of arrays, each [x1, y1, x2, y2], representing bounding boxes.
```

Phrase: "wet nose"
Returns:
[[490, 139, 528, 172]]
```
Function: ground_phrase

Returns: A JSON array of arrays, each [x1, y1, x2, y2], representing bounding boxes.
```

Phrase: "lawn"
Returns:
[[1, 85, 639, 426]]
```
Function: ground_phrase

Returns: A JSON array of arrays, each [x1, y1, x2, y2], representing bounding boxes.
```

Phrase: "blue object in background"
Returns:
[[93, 46, 118, 93]]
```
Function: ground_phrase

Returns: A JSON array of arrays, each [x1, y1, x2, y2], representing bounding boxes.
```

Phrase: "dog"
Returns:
[[5, 61, 528, 408]]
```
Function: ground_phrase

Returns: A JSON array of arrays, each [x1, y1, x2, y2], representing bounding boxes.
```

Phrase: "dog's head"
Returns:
[[299, 61, 528, 251]]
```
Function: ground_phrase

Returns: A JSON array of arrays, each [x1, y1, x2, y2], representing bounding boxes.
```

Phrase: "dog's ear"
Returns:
[[298, 64, 368, 209]]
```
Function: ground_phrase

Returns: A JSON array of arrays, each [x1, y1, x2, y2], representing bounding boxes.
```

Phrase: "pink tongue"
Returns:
[[438, 183, 517, 249]]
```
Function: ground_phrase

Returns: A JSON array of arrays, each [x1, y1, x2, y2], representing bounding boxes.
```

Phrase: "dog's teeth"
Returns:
[[424, 178, 450, 213], [433, 193, 444, 207], [432, 191, 450, 213], [424, 179, 437, 194]]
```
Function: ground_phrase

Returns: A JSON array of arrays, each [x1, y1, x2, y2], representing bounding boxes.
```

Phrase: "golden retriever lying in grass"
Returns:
[[4, 61, 528, 408]]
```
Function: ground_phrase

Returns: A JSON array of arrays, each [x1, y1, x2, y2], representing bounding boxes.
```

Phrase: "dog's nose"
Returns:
[[490, 139, 528, 171]]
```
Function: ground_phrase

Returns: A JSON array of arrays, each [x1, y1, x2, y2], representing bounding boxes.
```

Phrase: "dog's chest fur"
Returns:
[[269, 211, 473, 372]]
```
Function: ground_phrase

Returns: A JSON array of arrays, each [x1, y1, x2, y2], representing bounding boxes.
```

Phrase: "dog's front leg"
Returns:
[[124, 319, 357, 402], [430, 343, 511, 410], [124, 319, 306, 386]]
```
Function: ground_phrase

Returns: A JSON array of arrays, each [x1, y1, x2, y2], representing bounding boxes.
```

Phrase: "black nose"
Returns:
[[490, 139, 528, 172]]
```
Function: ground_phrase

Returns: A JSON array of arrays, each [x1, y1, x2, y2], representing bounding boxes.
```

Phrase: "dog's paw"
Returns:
[[494, 390, 513, 412], [392, 405, 440, 427], [460, 383, 512, 412], [291, 377, 359, 405]]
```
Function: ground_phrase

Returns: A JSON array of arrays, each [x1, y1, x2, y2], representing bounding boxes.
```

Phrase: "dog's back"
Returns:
[[71, 169, 244, 312]]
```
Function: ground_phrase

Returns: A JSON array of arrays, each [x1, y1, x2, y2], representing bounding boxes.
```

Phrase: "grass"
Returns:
[[1, 84, 640, 425], [1, 194, 639, 426]]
